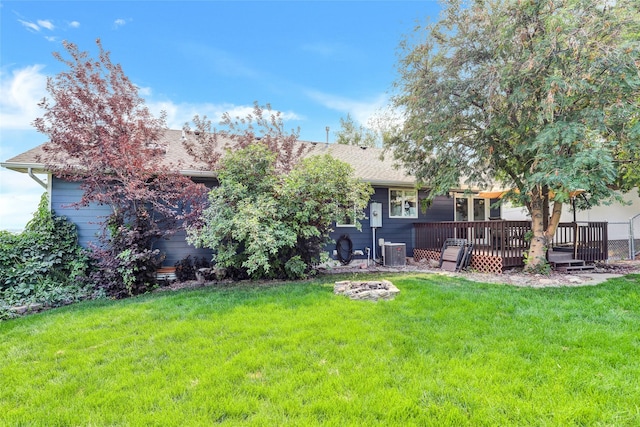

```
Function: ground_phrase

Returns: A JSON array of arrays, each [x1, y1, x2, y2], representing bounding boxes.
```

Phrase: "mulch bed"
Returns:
[[156, 259, 640, 292]]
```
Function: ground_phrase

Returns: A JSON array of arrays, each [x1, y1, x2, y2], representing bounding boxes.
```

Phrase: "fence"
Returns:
[[609, 214, 640, 260], [634, 213, 640, 259]]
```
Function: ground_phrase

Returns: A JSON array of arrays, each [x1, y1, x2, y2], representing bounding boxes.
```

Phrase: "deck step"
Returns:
[[553, 260, 587, 267], [555, 265, 596, 273], [551, 257, 596, 273], [548, 252, 574, 262]]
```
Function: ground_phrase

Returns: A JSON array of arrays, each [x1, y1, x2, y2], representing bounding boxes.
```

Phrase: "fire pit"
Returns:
[[334, 280, 399, 301]]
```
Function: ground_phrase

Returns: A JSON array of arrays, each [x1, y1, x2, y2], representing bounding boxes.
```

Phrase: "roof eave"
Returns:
[[0, 162, 48, 174], [367, 179, 416, 187], [179, 169, 218, 178]]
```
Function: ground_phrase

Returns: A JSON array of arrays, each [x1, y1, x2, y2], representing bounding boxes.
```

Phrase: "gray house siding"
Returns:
[[153, 229, 214, 267], [490, 198, 501, 218], [328, 187, 455, 262], [51, 178, 110, 248], [50, 176, 215, 267], [52, 178, 491, 267], [153, 177, 216, 266]]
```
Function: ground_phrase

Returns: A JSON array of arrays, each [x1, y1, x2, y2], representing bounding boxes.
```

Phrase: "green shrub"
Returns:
[[187, 143, 373, 280], [174, 255, 211, 282], [0, 194, 91, 317]]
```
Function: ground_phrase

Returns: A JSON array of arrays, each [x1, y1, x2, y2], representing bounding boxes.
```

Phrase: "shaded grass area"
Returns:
[[1, 273, 640, 426]]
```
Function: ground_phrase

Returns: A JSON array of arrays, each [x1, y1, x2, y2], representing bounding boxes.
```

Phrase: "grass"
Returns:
[[1, 273, 640, 426]]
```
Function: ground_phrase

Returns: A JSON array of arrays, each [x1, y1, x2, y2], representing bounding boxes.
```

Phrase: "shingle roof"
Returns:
[[305, 141, 413, 186], [2, 129, 418, 187], [1, 144, 47, 173]]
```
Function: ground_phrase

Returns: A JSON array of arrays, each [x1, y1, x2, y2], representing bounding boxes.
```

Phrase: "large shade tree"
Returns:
[[34, 40, 207, 297], [388, 0, 640, 271]]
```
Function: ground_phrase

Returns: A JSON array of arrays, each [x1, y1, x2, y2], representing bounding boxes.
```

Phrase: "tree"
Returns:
[[280, 152, 374, 270], [186, 143, 373, 279], [388, 0, 640, 271], [183, 102, 307, 173], [613, 23, 640, 195], [34, 40, 207, 297], [613, 115, 640, 195], [335, 113, 380, 147]]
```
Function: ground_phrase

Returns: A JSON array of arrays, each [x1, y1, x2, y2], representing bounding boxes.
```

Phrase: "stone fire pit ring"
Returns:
[[334, 280, 399, 301]]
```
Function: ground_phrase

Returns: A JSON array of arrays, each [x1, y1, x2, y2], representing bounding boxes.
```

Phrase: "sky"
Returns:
[[0, 0, 442, 231]]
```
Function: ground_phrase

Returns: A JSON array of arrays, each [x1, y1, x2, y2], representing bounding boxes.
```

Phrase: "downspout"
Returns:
[[28, 167, 47, 189]]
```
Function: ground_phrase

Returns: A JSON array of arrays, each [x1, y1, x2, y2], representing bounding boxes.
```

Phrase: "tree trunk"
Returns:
[[526, 190, 547, 271], [542, 186, 549, 231], [525, 189, 564, 272], [545, 200, 563, 242]]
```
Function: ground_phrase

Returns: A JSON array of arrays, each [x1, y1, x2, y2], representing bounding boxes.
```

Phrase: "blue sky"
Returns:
[[0, 0, 441, 231]]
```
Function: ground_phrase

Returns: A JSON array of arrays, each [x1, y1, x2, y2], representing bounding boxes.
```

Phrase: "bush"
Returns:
[[173, 256, 213, 282], [0, 194, 91, 318], [187, 143, 373, 280], [174, 255, 196, 282], [88, 210, 165, 299]]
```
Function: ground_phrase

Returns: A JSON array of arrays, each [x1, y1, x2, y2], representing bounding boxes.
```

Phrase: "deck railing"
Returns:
[[414, 220, 608, 268], [552, 221, 608, 262]]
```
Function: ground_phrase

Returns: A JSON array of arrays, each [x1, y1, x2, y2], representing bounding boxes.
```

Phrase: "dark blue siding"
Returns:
[[156, 177, 215, 266], [327, 187, 454, 261], [51, 177, 215, 267], [422, 194, 455, 222], [490, 198, 501, 218], [153, 230, 214, 267]]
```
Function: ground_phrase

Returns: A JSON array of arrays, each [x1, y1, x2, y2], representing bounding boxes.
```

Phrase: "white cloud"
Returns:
[[37, 19, 55, 30], [0, 65, 301, 134], [114, 18, 128, 28], [17, 18, 55, 32], [0, 65, 48, 130], [18, 19, 40, 32], [305, 89, 389, 126], [146, 100, 301, 130], [223, 105, 301, 122], [300, 41, 354, 60], [69, 21, 80, 28], [137, 85, 153, 97], [0, 168, 45, 232]]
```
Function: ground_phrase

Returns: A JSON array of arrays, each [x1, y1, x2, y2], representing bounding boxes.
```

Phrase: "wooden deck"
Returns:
[[413, 220, 608, 273]]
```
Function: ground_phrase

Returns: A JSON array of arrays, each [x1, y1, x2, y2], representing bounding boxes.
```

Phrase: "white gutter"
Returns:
[[0, 161, 46, 173], [367, 179, 416, 187], [179, 169, 218, 178], [28, 167, 48, 189], [1, 162, 49, 189]]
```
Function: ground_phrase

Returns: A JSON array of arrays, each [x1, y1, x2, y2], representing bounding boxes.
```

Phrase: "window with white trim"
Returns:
[[454, 194, 496, 221], [336, 205, 357, 227], [389, 189, 418, 218]]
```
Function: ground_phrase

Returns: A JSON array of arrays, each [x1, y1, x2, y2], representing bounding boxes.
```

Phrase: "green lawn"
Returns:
[[1, 273, 639, 426]]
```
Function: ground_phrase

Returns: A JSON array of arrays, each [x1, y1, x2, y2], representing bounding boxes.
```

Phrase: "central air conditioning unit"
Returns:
[[383, 243, 406, 267]]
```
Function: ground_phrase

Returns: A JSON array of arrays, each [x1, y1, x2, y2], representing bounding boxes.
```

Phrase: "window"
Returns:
[[389, 189, 418, 218], [454, 194, 495, 221], [336, 206, 357, 227]]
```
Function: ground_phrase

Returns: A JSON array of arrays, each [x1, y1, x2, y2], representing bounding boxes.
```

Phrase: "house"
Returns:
[[1, 129, 503, 267], [5, 129, 636, 272]]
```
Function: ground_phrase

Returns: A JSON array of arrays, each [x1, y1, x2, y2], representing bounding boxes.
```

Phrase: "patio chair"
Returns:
[[439, 238, 473, 272]]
